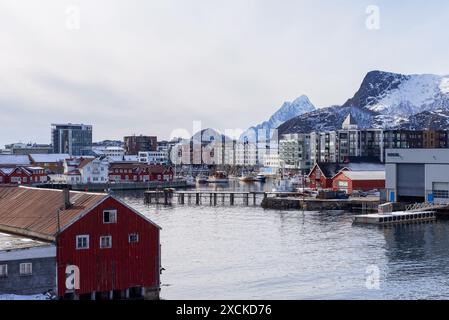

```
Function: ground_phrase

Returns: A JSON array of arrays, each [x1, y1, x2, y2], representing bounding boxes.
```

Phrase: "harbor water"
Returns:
[[113, 181, 449, 300]]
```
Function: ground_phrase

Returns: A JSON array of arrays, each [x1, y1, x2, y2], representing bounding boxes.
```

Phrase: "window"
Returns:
[[0, 264, 7, 278], [103, 210, 117, 224], [76, 235, 89, 249], [100, 236, 112, 248], [129, 233, 139, 243], [19, 263, 32, 276]]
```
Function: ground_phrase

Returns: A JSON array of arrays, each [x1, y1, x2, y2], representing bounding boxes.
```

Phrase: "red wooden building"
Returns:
[[332, 171, 385, 194], [307, 163, 346, 189], [0, 186, 161, 300], [0, 166, 47, 185], [109, 163, 174, 183]]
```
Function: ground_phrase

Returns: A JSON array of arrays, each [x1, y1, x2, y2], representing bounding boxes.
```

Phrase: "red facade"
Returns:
[[56, 197, 161, 297], [0, 167, 47, 185], [332, 172, 385, 194], [109, 164, 174, 183], [307, 166, 333, 189]]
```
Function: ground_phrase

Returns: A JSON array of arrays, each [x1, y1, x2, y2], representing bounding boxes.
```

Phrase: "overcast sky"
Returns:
[[1, 0, 449, 146]]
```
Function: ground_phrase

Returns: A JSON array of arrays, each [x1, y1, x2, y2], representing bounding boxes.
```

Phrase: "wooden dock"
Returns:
[[144, 190, 307, 206]]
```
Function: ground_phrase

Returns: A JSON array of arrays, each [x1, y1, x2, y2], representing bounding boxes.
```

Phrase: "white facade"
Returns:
[[385, 149, 449, 204], [138, 151, 169, 165]]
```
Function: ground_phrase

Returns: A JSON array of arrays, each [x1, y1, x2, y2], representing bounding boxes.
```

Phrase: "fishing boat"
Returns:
[[239, 173, 258, 182], [256, 174, 267, 182], [207, 171, 229, 184]]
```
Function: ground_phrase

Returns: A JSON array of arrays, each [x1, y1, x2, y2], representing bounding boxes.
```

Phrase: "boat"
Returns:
[[195, 175, 208, 184], [239, 173, 258, 182], [353, 210, 436, 225], [256, 174, 267, 182], [207, 171, 229, 184]]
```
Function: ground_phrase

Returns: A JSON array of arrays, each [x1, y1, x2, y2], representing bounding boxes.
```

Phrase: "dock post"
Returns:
[[196, 193, 200, 205], [213, 193, 217, 206], [253, 193, 256, 205], [230, 193, 234, 205], [245, 193, 249, 206], [180, 194, 185, 204], [222, 193, 225, 204], [210, 193, 213, 205]]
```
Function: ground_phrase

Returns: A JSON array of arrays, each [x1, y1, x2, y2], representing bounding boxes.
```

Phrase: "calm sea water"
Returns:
[[113, 181, 449, 300]]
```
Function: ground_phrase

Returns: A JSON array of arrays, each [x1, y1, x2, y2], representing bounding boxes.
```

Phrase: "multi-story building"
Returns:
[[124, 135, 157, 155], [4, 143, 52, 155], [138, 151, 169, 165], [92, 146, 125, 162], [63, 157, 109, 184], [279, 133, 312, 172], [51, 123, 93, 156]]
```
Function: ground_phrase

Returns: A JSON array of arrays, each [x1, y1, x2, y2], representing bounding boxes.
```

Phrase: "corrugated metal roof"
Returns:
[[341, 171, 385, 181], [0, 187, 107, 241]]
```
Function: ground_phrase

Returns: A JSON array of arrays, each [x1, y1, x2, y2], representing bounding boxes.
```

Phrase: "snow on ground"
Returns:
[[0, 294, 49, 300]]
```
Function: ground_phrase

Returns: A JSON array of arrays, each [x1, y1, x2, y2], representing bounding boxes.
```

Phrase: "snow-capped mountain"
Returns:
[[279, 70, 449, 135], [242, 95, 315, 139]]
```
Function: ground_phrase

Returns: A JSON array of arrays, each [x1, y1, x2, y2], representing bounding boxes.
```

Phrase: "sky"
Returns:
[[1, 0, 449, 146]]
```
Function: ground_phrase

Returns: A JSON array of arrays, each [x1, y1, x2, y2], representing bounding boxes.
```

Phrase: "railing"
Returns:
[[405, 202, 445, 212]]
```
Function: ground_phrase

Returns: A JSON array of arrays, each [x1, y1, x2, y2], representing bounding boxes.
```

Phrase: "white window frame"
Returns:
[[76, 235, 90, 250], [100, 236, 112, 249], [0, 264, 7, 278], [19, 263, 32, 276], [103, 210, 117, 224], [128, 233, 139, 243]]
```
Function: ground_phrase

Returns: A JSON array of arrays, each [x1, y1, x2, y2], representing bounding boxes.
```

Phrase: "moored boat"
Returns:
[[207, 171, 229, 184]]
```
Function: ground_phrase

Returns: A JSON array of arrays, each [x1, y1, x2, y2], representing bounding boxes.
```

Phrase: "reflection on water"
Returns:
[[112, 183, 449, 300]]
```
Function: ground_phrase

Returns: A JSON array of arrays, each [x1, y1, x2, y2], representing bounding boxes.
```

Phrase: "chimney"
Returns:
[[63, 187, 72, 210]]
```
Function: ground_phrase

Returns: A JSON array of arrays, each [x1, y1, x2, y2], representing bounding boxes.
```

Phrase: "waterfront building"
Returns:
[[0, 187, 161, 299], [63, 157, 109, 184], [124, 135, 157, 155], [0, 166, 47, 185], [109, 163, 174, 183], [385, 148, 449, 204], [332, 170, 385, 194], [51, 123, 93, 156]]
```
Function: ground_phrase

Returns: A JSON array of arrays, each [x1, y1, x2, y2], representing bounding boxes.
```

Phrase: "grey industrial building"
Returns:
[[385, 149, 449, 204]]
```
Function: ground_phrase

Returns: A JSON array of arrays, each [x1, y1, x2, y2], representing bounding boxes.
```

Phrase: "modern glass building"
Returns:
[[51, 123, 93, 156]]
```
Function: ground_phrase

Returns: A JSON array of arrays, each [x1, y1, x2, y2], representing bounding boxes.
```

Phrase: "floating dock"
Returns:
[[353, 211, 437, 225]]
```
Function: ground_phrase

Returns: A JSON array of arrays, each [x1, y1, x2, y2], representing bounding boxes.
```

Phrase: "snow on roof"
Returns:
[[340, 171, 385, 181], [0, 155, 30, 165], [345, 163, 385, 171], [29, 154, 70, 163]]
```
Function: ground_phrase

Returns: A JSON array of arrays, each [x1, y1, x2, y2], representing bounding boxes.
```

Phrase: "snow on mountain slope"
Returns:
[[279, 71, 449, 135], [241, 95, 315, 139], [368, 74, 449, 116]]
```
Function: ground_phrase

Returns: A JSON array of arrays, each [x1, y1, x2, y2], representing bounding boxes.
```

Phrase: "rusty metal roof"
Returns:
[[0, 186, 107, 241]]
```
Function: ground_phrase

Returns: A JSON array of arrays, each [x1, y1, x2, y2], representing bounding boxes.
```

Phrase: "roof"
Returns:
[[0, 232, 52, 251], [0, 187, 108, 241], [29, 154, 70, 163], [77, 158, 95, 169], [342, 113, 358, 129], [339, 171, 385, 181], [0, 155, 30, 166], [310, 163, 345, 178]]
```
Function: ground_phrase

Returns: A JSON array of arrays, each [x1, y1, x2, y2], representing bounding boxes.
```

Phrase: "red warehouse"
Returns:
[[332, 170, 385, 194], [0, 186, 161, 300], [109, 163, 174, 183]]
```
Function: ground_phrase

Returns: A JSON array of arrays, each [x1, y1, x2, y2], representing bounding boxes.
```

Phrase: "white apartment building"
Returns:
[[138, 151, 169, 165]]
